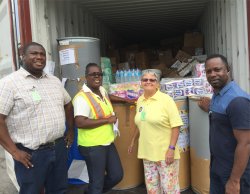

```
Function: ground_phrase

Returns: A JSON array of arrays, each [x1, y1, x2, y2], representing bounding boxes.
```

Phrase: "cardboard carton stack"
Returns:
[[105, 31, 205, 80], [182, 32, 204, 56]]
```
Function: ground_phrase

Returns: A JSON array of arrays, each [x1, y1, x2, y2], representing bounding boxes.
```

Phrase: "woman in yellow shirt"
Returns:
[[128, 70, 183, 194]]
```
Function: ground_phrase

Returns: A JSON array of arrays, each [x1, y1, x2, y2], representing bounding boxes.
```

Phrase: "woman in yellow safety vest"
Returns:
[[73, 63, 132, 194]]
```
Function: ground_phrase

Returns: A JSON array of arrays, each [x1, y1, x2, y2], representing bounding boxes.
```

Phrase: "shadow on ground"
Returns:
[[66, 184, 196, 194]]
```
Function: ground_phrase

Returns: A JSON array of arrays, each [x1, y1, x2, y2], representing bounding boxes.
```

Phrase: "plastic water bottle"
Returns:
[[131, 69, 135, 82], [124, 70, 128, 82], [135, 68, 139, 81], [127, 69, 132, 82], [120, 70, 124, 83], [137, 68, 142, 81], [115, 70, 120, 83]]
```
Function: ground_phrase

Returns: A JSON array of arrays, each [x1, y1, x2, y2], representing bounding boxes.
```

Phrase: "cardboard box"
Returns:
[[159, 50, 172, 62], [163, 68, 180, 78], [184, 32, 204, 48], [107, 49, 120, 63], [118, 62, 130, 70], [175, 50, 191, 62], [126, 52, 136, 63], [135, 52, 150, 69], [111, 64, 118, 74], [182, 46, 196, 56], [110, 57, 117, 65], [158, 50, 174, 68], [150, 61, 166, 74]]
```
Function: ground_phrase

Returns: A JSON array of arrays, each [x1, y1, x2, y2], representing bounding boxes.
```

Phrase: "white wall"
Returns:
[[199, 0, 250, 93]]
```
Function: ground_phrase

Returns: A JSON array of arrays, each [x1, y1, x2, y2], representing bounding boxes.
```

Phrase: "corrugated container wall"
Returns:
[[199, 0, 249, 92], [29, 0, 122, 77]]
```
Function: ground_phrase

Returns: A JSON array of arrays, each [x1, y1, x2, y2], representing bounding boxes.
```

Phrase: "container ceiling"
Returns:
[[58, 0, 209, 42]]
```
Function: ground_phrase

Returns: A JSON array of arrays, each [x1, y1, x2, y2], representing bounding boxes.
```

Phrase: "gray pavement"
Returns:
[[0, 146, 195, 194], [0, 146, 18, 194]]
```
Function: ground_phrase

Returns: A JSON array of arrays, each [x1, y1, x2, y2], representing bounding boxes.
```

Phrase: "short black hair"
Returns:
[[85, 63, 101, 76], [205, 54, 230, 72], [22, 42, 45, 55]]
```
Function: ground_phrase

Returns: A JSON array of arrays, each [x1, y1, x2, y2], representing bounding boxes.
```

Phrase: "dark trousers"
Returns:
[[78, 143, 123, 194], [14, 138, 68, 194], [210, 170, 250, 194]]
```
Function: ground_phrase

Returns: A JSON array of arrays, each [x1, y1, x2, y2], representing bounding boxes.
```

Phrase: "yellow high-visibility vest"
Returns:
[[73, 90, 115, 146]]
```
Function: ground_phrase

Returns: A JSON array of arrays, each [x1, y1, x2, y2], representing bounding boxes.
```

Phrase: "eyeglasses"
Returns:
[[141, 78, 157, 83], [87, 72, 103, 77]]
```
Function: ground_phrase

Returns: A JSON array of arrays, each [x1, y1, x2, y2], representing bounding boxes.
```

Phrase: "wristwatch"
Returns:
[[168, 145, 175, 150]]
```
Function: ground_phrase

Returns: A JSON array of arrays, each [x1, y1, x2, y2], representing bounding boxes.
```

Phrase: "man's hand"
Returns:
[[225, 178, 240, 194], [65, 129, 74, 148], [12, 149, 33, 169], [198, 97, 211, 113]]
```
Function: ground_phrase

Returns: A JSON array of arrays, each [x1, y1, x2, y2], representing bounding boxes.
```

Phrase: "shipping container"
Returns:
[[1, 0, 249, 92], [3, 0, 247, 92]]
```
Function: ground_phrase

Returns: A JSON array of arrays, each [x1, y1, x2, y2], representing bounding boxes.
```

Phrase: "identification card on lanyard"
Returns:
[[32, 90, 41, 101], [141, 111, 146, 121], [139, 106, 146, 121]]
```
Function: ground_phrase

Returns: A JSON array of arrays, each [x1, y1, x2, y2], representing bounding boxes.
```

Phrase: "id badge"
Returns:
[[140, 110, 146, 121], [31, 90, 41, 101]]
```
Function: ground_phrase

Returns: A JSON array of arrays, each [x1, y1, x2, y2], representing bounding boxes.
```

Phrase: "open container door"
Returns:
[[0, 0, 20, 190], [0, 0, 18, 78]]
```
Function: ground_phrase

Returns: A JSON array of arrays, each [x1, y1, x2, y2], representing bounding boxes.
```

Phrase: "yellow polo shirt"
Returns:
[[135, 90, 183, 161]]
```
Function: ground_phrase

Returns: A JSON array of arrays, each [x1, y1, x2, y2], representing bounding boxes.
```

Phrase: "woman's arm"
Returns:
[[128, 127, 140, 154], [165, 126, 180, 165], [75, 115, 117, 129]]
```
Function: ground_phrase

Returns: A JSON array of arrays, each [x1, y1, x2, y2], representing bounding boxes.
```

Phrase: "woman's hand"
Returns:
[[107, 115, 117, 124], [165, 149, 174, 165], [128, 141, 135, 154], [128, 127, 140, 154]]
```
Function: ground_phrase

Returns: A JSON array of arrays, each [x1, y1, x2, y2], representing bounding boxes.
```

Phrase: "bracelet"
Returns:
[[168, 145, 175, 150]]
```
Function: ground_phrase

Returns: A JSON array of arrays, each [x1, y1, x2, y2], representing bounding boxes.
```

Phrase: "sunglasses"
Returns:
[[87, 72, 103, 77], [141, 78, 157, 83]]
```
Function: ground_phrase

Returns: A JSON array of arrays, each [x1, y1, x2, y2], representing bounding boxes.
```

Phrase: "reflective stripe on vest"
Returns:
[[76, 91, 113, 119]]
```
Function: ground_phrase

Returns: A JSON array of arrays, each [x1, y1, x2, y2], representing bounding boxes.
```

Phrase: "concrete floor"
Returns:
[[0, 147, 18, 194], [66, 183, 195, 194], [0, 146, 196, 194]]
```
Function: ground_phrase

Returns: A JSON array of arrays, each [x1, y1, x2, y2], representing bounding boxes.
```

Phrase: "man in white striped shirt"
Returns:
[[0, 42, 74, 194]]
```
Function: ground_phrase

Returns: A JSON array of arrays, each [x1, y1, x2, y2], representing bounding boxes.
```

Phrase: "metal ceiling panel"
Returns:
[[54, 0, 209, 42]]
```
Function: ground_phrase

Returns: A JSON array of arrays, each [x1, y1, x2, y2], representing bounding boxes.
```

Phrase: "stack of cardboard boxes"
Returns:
[[106, 31, 204, 80]]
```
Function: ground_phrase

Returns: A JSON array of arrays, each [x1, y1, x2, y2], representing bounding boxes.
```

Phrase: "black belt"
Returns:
[[16, 137, 64, 151], [38, 137, 64, 150]]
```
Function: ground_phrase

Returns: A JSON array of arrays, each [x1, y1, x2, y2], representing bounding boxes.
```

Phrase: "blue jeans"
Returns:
[[14, 138, 68, 194], [210, 170, 250, 194], [78, 143, 123, 194]]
